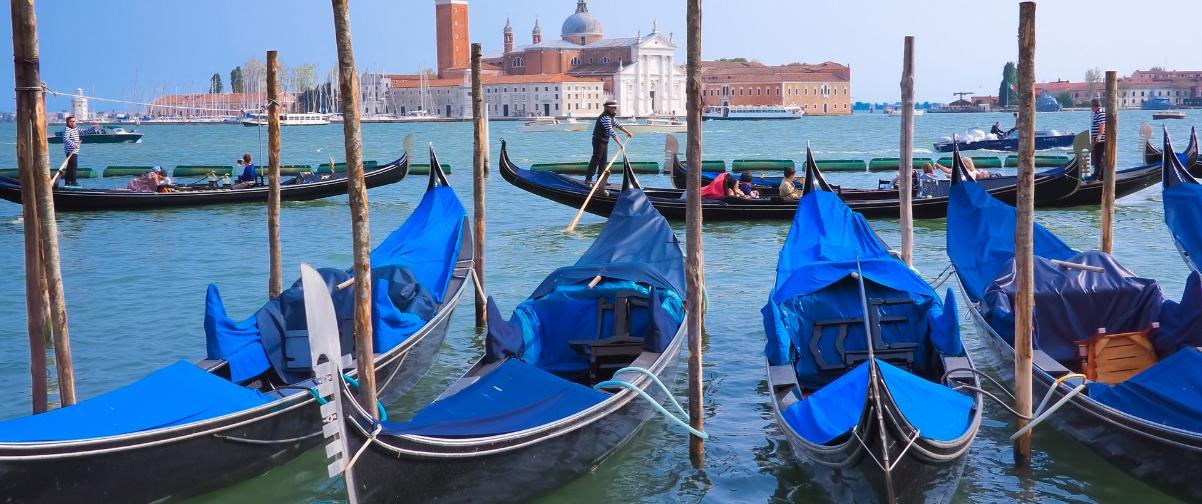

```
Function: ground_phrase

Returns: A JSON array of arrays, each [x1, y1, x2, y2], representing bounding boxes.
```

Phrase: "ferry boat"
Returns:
[[240, 112, 330, 127], [516, 116, 588, 133], [703, 105, 803, 120], [1143, 96, 1176, 111], [619, 117, 688, 133], [49, 125, 142, 144]]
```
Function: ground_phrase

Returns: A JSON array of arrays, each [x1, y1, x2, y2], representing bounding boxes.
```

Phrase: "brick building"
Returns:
[[1036, 70, 1202, 108], [700, 61, 853, 116]]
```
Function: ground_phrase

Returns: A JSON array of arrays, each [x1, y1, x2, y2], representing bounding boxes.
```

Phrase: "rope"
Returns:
[[42, 83, 262, 114], [343, 423, 382, 473], [1009, 377, 1087, 441], [343, 374, 389, 421], [593, 367, 708, 439], [927, 263, 955, 289]]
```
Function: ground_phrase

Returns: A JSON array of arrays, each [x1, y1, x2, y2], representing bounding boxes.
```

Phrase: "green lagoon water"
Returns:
[[0, 110, 1196, 503]]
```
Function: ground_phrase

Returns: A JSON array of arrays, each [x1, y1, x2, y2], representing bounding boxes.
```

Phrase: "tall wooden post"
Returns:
[[685, 0, 706, 466], [471, 43, 487, 327], [13, 80, 47, 412], [1013, 0, 1037, 468], [330, 0, 376, 417], [898, 36, 915, 266], [1100, 71, 1119, 253], [12, 0, 74, 407], [266, 50, 283, 298]]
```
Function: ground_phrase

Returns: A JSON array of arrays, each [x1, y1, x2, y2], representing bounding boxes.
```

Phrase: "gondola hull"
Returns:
[[934, 134, 1073, 153], [342, 324, 685, 504], [1039, 163, 1162, 207], [0, 156, 408, 211], [962, 288, 1202, 502], [0, 226, 471, 504]]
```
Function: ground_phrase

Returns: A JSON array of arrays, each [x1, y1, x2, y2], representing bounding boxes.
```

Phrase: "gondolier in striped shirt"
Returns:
[[585, 100, 632, 185], [62, 116, 82, 187], [1090, 98, 1107, 181]]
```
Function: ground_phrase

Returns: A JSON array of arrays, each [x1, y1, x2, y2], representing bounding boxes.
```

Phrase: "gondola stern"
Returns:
[[1163, 127, 1198, 188]]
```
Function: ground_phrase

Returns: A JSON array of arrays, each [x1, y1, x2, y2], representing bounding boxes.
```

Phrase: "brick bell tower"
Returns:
[[435, 0, 469, 78]]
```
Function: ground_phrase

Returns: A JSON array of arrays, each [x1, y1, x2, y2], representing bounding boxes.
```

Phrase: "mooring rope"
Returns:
[[593, 367, 708, 439]]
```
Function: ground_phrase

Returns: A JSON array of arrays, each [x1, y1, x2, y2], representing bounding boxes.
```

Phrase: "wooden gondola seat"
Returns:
[[1076, 323, 1159, 384], [569, 290, 650, 384]]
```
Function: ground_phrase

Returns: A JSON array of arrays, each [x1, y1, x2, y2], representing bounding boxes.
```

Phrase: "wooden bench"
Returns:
[[1076, 323, 1159, 384]]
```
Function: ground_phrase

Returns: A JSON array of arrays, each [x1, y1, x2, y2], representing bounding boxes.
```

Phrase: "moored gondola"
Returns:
[[303, 165, 694, 503], [764, 161, 981, 503], [947, 142, 1202, 503], [1143, 125, 1198, 168], [1162, 127, 1202, 273], [0, 150, 409, 211], [501, 140, 1079, 220], [0, 155, 471, 504]]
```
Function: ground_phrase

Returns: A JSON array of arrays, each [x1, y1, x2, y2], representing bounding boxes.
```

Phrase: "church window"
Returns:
[[512, 57, 524, 68], [571, 57, 580, 66], [602, 57, 610, 64]]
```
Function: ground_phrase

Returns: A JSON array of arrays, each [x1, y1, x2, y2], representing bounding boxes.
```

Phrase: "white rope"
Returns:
[[42, 83, 260, 114], [343, 423, 382, 473]]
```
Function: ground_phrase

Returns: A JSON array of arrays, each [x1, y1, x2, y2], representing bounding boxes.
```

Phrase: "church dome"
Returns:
[[561, 0, 603, 44]]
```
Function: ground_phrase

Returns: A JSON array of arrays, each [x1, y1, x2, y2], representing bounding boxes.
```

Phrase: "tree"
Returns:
[[292, 64, 317, 92], [1149, 66, 1166, 72], [230, 66, 244, 93], [717, 57, 748, 63], [1055, 91, 1075, 108], [998, 61, 1017, 108], [1085, 67, 1103, 100], [209, 73, 223, 94]]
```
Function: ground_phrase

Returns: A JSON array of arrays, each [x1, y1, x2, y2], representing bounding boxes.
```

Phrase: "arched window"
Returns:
[[602, 56, 610, 64], [571, 56, 580, 66], [512, 57, 524, 68]]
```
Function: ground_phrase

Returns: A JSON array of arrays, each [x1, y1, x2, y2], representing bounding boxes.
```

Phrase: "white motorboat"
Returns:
[[517, 117, 588, 133], [619, 117, 687, 133], [702, 105, 803, 120], [241, 112, 330, 127]]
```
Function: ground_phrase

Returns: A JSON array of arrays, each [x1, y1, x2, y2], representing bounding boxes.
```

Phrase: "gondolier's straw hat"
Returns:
[[604, 100, 617, 107]]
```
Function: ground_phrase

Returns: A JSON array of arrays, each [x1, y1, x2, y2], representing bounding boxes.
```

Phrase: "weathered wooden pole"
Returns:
[[13, 88, 48, 412], [1100, 70, 1119, 253], [685, 0, 706, 466], [1013, 0, 1037, 468], [330, 0, 376, 417], [266, 50, 283, 298], [898, 36, 915, 266], [12, 0, 75, 407], [471, 43, 488, 327]]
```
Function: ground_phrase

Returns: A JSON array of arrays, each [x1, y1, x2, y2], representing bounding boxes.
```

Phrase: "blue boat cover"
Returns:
[[381, 358, 608, 437], [762, 190, 963, 384], [947, 180, 1076, 301], [782, 359, 974, 445], [1089, 348, 1202, 434], [1163, 170, 1202, 273], [0, 361, 271, 442], [205, 185, 464, 384]]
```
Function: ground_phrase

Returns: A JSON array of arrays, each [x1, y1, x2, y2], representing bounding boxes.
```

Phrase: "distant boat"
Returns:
[[703, 105, 803, 120], [516, 116, 588, 133], [240, 112, 330, 127], [885, 107, 925, 116], [1154, 111, 1187, 120], [48, 125, 142, 144], [619, 117, 688, 133], [1143, 96, 1176, 111], [934, 129, 1075, 152], [1036, 91, 1062, 112]]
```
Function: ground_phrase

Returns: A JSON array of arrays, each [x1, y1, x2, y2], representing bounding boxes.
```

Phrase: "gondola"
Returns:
[[0, 154, 471, 504], [946, 141, 1202, 502], [501, 140, 1080, 220], [0, 153, 409, 211], [764, 159, 981, 503], [1162, 127, 1202, 274], [303, 163, 692, 503], [1143, 125, 1198, 169]]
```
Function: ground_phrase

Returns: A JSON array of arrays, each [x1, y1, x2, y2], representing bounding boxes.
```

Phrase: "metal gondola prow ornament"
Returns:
[[801, 142, 833, 195], [428, 142, 451, 190], [621, 154, 641, 190], [299, 263, 360, 504]]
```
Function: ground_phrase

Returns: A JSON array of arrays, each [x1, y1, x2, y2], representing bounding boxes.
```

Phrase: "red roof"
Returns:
[[391, 73, 601, 89]]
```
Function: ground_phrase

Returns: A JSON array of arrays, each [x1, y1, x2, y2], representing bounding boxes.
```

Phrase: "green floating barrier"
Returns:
[[1004, 155, 1071, 167], [815, 159, 867, 172], [934, 156, 1003, 168], [104, 165, 155, 177], [410, 163, 453, 175], [0, 167, 96, 178], [530, 161, 659, 174], [174, 165, 233, 177], [868, 158, 934, 172], [278, 164, 314, 176], [682, 159, 726, 172], [731, 159, 794, 171], [316, 160, 379, 173]]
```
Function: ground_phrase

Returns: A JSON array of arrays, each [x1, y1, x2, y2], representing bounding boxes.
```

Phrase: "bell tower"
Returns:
[[503, 18, 513, 54], [532, 17, 542, 44], [435, 0, 469, 78]]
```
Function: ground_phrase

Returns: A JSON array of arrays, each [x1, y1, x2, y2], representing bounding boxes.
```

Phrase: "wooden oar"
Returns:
[[48, 154, 73, 185], [565, 140, 629, 233]]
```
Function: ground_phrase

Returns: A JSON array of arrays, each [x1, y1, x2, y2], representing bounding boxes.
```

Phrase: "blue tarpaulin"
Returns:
[[370, 186, 465, 303], [1163, 181, 1202, 273], [382, 358, 608, 437], [782, 359, 974, 445], [0, 361, 271, 442], [1089, 348, 1202, 434]]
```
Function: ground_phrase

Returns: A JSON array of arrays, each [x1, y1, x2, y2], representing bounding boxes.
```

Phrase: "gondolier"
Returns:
[[1091, 98, 1107, 181], [585, 100, 632, 185], [62, 116, 81, 187]]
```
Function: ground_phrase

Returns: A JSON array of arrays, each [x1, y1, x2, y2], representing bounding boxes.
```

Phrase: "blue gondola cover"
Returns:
[[0, 361, 271, 442], [1163, 174, 1202, 273], [1088, 348, 1202, 434]]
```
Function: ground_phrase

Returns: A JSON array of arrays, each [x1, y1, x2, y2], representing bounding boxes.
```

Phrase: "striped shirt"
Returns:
[[594, 113, 617, 140], [62, 126, 82, 155], [1091, 109, 1106, 143]]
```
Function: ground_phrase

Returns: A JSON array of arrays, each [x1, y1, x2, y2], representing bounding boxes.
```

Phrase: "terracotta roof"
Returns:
[[390, 73, 601, 89], [568, 62, 625, 76], [1034, 80, 1088, 93], [701, 60, 850, 83]]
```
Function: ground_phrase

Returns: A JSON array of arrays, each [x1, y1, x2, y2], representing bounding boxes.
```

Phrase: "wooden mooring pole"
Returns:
[[685, 0, 706, 467], [471, 43, 487, 327], [1013, 0, 1037, 468], [266, 50, 283, 298], [12, 0, 75, 407], [330, 0, 376, 417], [1100, 70, 1118, 253], [898, 36, 915, 266]]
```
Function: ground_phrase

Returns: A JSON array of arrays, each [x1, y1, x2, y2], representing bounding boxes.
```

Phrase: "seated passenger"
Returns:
[[916, 163, 944, 198], [990, 121, 1006, 139], [125, 167, 165, 192], [726, 174, 748, 198], [934, 158, 989, 180], [232, 154, 257, 189], [778, 166, 800, 201], [738, 172, 760, 198]]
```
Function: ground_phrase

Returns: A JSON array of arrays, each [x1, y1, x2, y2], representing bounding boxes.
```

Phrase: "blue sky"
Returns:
[[2, 0, 1198, 112]]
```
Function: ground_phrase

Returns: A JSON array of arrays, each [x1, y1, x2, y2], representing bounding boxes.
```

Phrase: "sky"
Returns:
[[1, 0, 1199, 112]]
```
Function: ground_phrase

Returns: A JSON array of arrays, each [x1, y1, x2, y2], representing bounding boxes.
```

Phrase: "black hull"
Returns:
[[48, 133, 142, 144], [0, 219, 472, 503], [502, 142, 1079, 221], [1144, 137, 1199, 171], [1040, 163, 1162, 208], [964, 290, 1202, 502], [769, 361, 981, 503], [0, 156, 409, 211], [934, 134, 1074, 153], [342, 324, 686, 504]]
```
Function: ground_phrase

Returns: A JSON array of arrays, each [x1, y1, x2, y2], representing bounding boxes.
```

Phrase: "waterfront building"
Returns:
[[387, 73, 605, 119], [699, 60, 853, 116], [1036, 70, 1202, 108]]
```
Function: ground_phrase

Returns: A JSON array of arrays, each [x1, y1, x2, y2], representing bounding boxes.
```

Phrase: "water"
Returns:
[[0, 110, 1196, 503]]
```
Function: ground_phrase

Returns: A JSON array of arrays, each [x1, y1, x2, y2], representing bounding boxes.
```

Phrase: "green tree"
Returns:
[[230, 66, 244, 93], [1055, 91, 1075, 108], [717, 57, 748, 63], [1085, 67, 1103, 99], [998, 61, 1016, 107], [209, 73, 223, 94]]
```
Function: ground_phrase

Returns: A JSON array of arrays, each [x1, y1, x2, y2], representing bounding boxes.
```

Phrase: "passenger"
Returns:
[[934, 158, 989, 180], [778, 166, 800, 201], [990, 121, 1006, 139], [125, 167, 164, 192], [724, 174, 745, 198], [155, 166, 174, 192], [916, 163, 944, 198], [232, 154, 257, 189], [738, 172, 760, 198]]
